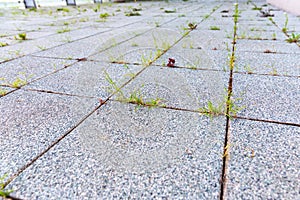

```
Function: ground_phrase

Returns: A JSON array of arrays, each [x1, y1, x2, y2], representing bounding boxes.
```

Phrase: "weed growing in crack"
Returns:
[[100, 12, 110, 19], [104, 70, 125, 100], [164, 9, 176, 13], [57, 27, 70, 34], [10, 77, 27, 88], [125, 11, 141, 16], [0, 88, 7, 96], [286, 33, 300, 43], [37, 45, 46, 51], [199, 100, 224, 118], [199, 90, 244, 119], [0, 42, 8, 47], [210, 26, 220, 30], [244, 64, 253, 74], [4, 72, 33, 88], [0, 174, 13, 198], [271, 33, 277, 40], [56, 7, 70, 12], [141, 52, 153, 66], [282, 12, 288, 33], [14, 33, 27, 40], [104, 72, 165, 109], [126, 85, 165, 109]]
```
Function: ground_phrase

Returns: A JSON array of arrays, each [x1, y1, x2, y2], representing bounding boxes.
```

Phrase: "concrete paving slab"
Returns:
[[125, 27, 183, 49], [6, 101, 225, 199], [154, 48, 228, 71], [88, 43, 141, 63], [233, 73, 300, 124], [0, 56, 75, 85], [25, 62, 143, 98], [227, 119, 300, 199], [32, 25, 152, 59], [0, 89, 97, 178], [235, 40, 300, 54], [235, 51, 300, 76], [117, 66, 228, 110], [175, 30, 233, 51]]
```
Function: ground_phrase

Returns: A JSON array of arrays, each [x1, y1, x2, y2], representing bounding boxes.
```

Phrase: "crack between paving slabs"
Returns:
[[233, 115, 300, 127], [220, 2, 239, 200], [2, 3, 223, 195]]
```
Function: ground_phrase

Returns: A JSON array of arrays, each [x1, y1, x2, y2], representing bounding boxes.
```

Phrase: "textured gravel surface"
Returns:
[[1, 0, 299, 199], [0, 90, 97, 177], [233, 73, 300, 124], [6, 101, 225, 199], [25, 62, 143, 98], [227, 119, 300, 199]]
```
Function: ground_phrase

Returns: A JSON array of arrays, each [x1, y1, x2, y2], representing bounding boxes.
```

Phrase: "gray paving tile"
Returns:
[[32, 25, 152, 59], [233, 74, 300, 124], [0, 56, 75, 85], [25, 62, 143, 98], [175, 30, 233, 51], [7, 101, 225, 199], [117, 66, 228, 110], [235, 40, 300, 54], [227, 119, 300, 199], [0, 89, 97, 177], [126, 27, 183, 49], [154, 48, 229, 71], [235, 51, 300, 76]]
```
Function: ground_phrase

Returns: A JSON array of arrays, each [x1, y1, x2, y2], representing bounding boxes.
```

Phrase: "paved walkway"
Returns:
[[0, 0, 299, 199]]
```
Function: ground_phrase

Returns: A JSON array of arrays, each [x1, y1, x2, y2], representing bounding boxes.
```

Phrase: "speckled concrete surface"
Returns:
[[5, 102, 225, 199], [227, 119, 300, 199], [0, 0, 299, 199]]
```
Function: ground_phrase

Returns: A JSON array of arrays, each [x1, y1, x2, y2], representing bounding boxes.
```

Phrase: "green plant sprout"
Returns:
[[282, 13, 288, 33], [56, 7, 70, 12], [271, 33, 277, 40], [0, 42, 8, 47], [0, 89, 7, 96], [79, 17, 89, 22], [286, 33, 300, 43], [104, 71, 125, 100], [141, 51, 154, 66], [37, 45, 46, 51], [7, 72, 33, 89], [210, 26, 220, 30], [14, 33, 27, 40], [199, 92, 244, 119], [0, 174, 13, 197], [164, 9, 176, 13], [127, 88, 164, 108], [199, 100, 224, 118], [93, 4, 101, 12], [57, 27, 70, 34], [100, 12, 110, 19], [10, 77, 27, 88], [125, 11, 141, 16], [244, 64, 253, 74]]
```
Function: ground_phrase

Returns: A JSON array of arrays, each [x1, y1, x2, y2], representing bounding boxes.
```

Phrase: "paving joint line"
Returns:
[[23, 88, 98, 99], [220, 2, 238, 199], [233, 116, 300, 127]]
